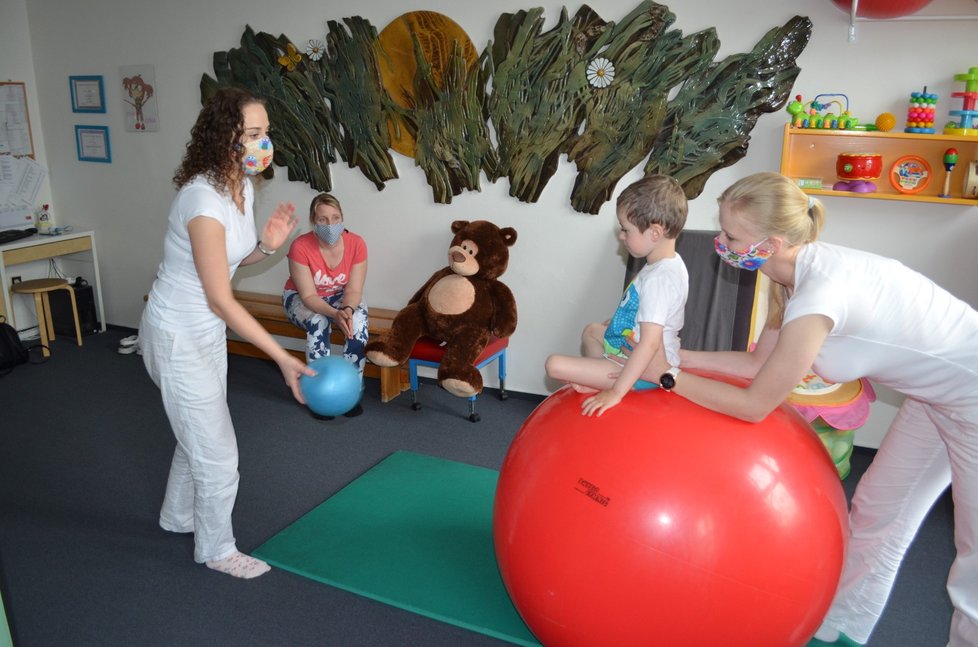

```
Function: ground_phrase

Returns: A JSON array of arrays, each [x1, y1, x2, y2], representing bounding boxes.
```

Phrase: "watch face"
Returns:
[[660, 373, 676, 390]]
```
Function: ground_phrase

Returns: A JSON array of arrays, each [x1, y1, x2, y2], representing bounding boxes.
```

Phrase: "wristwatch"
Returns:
[[659, 366, 681, 391]]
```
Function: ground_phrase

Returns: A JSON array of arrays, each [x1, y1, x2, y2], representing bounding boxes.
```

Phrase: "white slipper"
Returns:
[[119, 335, 139, 347], [118, 344, 138, 355]]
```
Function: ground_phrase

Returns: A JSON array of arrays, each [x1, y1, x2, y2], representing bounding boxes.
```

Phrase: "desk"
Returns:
[[0, 231, 106, 332]]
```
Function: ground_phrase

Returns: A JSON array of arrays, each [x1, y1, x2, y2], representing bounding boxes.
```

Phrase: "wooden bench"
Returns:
[[227, 290, 409, 402]]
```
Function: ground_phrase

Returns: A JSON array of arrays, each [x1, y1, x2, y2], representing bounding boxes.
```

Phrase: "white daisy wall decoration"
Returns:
[[306, 39, 325, 61], [586, 57, 616, 88]]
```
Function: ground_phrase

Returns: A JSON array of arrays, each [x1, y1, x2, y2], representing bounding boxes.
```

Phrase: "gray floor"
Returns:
[[0, 329, 956, 646]]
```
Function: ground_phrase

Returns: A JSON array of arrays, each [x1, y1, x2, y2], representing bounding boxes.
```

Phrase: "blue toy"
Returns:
[[300, 356, 363, 417]]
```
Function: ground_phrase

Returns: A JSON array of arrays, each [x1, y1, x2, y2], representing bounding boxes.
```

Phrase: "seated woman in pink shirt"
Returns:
[[282, 193, 368, 415]]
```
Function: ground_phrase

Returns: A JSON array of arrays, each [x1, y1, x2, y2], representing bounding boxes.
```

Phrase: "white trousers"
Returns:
[[819, 398, 978, 646], [140, 316, 239, 564]]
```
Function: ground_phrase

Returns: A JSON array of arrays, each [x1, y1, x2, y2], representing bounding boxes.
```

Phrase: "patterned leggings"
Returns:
[[283, 289, 368, 374]]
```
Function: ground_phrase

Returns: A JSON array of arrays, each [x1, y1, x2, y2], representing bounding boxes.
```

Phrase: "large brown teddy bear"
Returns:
[[366, 220, 517, 398]]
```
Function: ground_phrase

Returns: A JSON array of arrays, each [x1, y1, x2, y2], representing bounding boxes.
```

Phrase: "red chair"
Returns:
[[408, 335, 509, 422]]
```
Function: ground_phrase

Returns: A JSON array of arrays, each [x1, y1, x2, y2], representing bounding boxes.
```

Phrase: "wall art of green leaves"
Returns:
[[201, 2, 811, 213]]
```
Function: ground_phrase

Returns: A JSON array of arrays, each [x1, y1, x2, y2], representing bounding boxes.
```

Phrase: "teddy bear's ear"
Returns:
[[451, 220, 470, 234], [500, 227, 518, 247]]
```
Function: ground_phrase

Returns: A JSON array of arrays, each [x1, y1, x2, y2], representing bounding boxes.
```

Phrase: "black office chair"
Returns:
[[624, 229, 759, 353]]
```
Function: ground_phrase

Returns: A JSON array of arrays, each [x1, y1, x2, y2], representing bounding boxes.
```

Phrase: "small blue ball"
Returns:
[[300, 356, 363, 417]]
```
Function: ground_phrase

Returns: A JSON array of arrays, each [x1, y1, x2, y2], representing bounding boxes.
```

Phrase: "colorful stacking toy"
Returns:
[[944, 67, 978, 137], [905, 87, 938, 133]]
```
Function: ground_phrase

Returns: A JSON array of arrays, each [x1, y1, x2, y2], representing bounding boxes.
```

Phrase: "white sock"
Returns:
[[814, 627, 841, 642], [205, 551, 271, 579]]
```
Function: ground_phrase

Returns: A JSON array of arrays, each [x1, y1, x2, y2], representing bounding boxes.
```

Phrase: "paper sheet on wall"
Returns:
[[0, 204, 33, 229], [0, 155, 46, 207], [0, 84, 34, 157]]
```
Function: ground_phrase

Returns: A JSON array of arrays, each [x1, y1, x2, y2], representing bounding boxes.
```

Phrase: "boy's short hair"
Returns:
[[616, 175, 688, 238]]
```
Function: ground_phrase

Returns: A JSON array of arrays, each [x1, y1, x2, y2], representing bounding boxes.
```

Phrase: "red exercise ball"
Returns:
[[493, 384, 848, 647], [830, 0, 934, 19]]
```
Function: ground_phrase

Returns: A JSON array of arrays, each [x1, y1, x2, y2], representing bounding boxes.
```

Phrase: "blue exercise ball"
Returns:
[[300, 356, 363, 417]]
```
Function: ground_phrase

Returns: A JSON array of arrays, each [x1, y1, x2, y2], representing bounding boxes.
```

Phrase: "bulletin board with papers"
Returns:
[[1, 82, 47, 229]]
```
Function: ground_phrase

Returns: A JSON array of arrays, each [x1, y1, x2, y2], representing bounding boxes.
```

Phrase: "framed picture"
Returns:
[[69, 75, 106, 113], [75, 125, 111, 163]]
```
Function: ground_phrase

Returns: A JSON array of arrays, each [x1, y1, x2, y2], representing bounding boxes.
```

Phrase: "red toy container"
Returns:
[[837, 152, 883, 181]]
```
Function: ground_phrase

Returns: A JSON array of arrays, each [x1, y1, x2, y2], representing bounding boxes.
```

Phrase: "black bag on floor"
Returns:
[[0, 315, 29, 375]]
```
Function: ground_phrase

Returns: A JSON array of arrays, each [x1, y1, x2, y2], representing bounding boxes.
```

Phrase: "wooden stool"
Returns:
[[408, 335, 509, 422], [12, 278, 83, 357]]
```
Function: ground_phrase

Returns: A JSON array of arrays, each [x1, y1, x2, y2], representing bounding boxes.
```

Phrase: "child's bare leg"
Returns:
[[581, 322, 609, 358], [568, 383, 599, 394], [546, 354, 618, 392]]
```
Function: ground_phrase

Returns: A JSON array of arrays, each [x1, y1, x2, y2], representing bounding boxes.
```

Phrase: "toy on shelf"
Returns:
[[905, 87, 938, 133], [890, 155, 932, 194], [786, 93, 858, 130], [964, 161, 978, 199], [833, 152, 882, 193], [874, 112, 897, 132], [943, 67, 978, 137], [940, 148, 958, 198]]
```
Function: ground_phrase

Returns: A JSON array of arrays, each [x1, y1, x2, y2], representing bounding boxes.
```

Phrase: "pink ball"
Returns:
[[831, 0, 934, 19]]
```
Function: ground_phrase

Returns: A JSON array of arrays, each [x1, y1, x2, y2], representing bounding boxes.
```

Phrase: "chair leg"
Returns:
[[468, 396, 480, 423], [498, 350, 508, 400], [63, 286, 83, 346], [33, 293, 50, 357], [409, 359, 422, 411], [40, 292, 56, 341]]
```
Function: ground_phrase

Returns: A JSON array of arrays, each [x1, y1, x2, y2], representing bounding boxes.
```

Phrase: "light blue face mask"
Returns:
[[314, 222, 345, 245]]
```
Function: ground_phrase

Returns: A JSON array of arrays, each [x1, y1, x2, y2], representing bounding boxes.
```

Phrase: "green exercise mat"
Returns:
[[254, 451, 540, 646], [1, 589, 12, 647]]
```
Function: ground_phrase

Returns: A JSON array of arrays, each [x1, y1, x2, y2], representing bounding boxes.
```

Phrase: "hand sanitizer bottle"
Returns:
[[35, 204, 51, 234]]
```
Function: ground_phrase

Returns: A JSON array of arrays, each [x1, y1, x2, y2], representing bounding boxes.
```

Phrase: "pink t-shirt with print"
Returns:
[[284, 230, 367, 298]]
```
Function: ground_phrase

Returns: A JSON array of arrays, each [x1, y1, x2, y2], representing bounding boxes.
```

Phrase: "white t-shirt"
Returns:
[[143, 176, 257, 333], [605, 254, 688, 367], [784, 242, 978, 418]]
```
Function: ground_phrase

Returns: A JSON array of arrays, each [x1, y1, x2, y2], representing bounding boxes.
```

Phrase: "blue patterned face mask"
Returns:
[[714, 235, 772, 271], [314, 222, 344, 245]]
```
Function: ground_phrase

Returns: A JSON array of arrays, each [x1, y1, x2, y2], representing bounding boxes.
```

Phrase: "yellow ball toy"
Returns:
[[875, 112, 897, 132]]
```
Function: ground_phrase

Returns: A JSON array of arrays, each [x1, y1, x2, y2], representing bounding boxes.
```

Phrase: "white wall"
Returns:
[[1, 0, 54, 325], [5, 0, 978, 447]]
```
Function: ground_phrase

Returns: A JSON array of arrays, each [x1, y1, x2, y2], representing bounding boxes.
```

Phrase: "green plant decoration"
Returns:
[[322, 17, 399, 190], [203, 27, 339, 191], [202, 20, 398, 193], [563, 4, 721, 213], [485, 6, 592, 204], [401, 40, 498, 203], [200, 4, 812, 214], [644, 15, 813, 199]]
